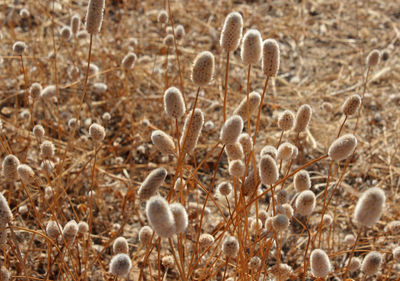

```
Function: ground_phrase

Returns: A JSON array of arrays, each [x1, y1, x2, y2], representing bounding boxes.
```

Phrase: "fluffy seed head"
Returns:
[[77, 221, 88, 234], [19, 8, 30, 19], [217, 182, 232, 196], [13, 41, 26, 55], [262, 39, 280, 77], [310, 249, 331, 278], [157, 10, 168, 24], [228, 159, 245, 178], [151, 130, 175, 155], [60, 26, 72, 41], [233, 92, 261, 121], [110, 253, 132, 277], [89, 123, 105, 142], [259, 210, 268, 224], [138, 168, 167, 200], [276, 190, 288, 205], [139, 226, 153, 244], [342, 94, 361, 116], [272, 214, 289, 232], [354, 187, 385, 227], [242, 166, 259, 196], [46, 220, 61, 239], [122, 52, 136, 70], [85, 0, 105, 34], [322, 214, 333, 227], [238, 133, 252, 157], [40, 140, 55, 158], [294, 170, 311, 192], [2, 154, 20, 182], [175, 24, 185, 40], [344, 234, 355, 245], [220, 115, 243, 145], [169, 203, 188, 234], [276, 203, 293, 219], [17, 164, 34, 183], [1, 267, 10, 281], [293, 104, 312, 132], [62, 220, 78, 245], [113, 237, 129, 254], [191, 51, 214, 86], [180, 109, 204, 154], [277, 142, 295, 161], [241, 29, 262, 65], [71, 14, 81, 35], [349, 257, 361, 273], [278, 110, 295, 131], [366, 49, 380, 67], [162, 255, 175, 269], [163, 34, 174, 47], [225, 142, 244, 160], [328, 134, 357, 161], [361, 251, 382, 275], [270, 264, 293, 279], [222, 235, 239, 258], [220, 12, 243, 51], [249, 256, 261, 269], [385, 220, 400, 234], [393, 247, 400, 261], [164, 87, 185, 119], [29, 83, 42, 99], [259, 155, 278, 186], [33, 124, 45, 138], [199, 233, 214, 249], [0, 193, 12, 226], [145, 196, 176, 238], [40, 85, 56, 100], [260, 145, 277, 160], [295, 190, 316, 216]]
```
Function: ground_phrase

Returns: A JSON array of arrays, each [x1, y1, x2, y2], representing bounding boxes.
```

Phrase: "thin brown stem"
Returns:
[[343, 227, 362, 279], [223, 51, 230, 122], [253, 76, 270, 144]]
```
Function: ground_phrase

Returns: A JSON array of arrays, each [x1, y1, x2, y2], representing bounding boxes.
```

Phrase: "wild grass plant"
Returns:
[[0, 0, 399, 281]]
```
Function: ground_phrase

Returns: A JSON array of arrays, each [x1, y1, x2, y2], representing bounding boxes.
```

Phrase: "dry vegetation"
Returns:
[[0, 0, 399, 280]]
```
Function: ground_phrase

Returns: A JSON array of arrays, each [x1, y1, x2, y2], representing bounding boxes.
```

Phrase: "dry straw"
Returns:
[[145, 196, 176, 238], [241, 29, 262, 65], [85, 0, 105, 34], [220, 12, 243, 52], [353, 187, 385, 227], [262, 39, 280, 77], [138, 168, 167, 200], [220, 115, 243, 145], [191, 51, 214, 86], [180, 108, 204, 154], [151, 130, 175, 155], [164, 87, 185, 119], [310, 249, 331, 278], [233, 92, 261, 120]]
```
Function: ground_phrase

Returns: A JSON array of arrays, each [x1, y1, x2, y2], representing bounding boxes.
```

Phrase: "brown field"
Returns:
[[0, 0, 399, 280]]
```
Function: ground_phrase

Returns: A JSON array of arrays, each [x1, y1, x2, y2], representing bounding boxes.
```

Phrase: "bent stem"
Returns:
[[223, 51, 230, 122], [343, 227, 362, 279], [253, 76, 270, 144], [246, 64, 252, 134]]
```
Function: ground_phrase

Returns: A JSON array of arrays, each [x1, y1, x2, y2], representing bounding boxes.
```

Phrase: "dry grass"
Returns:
[[0, 0, 399, 280]]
